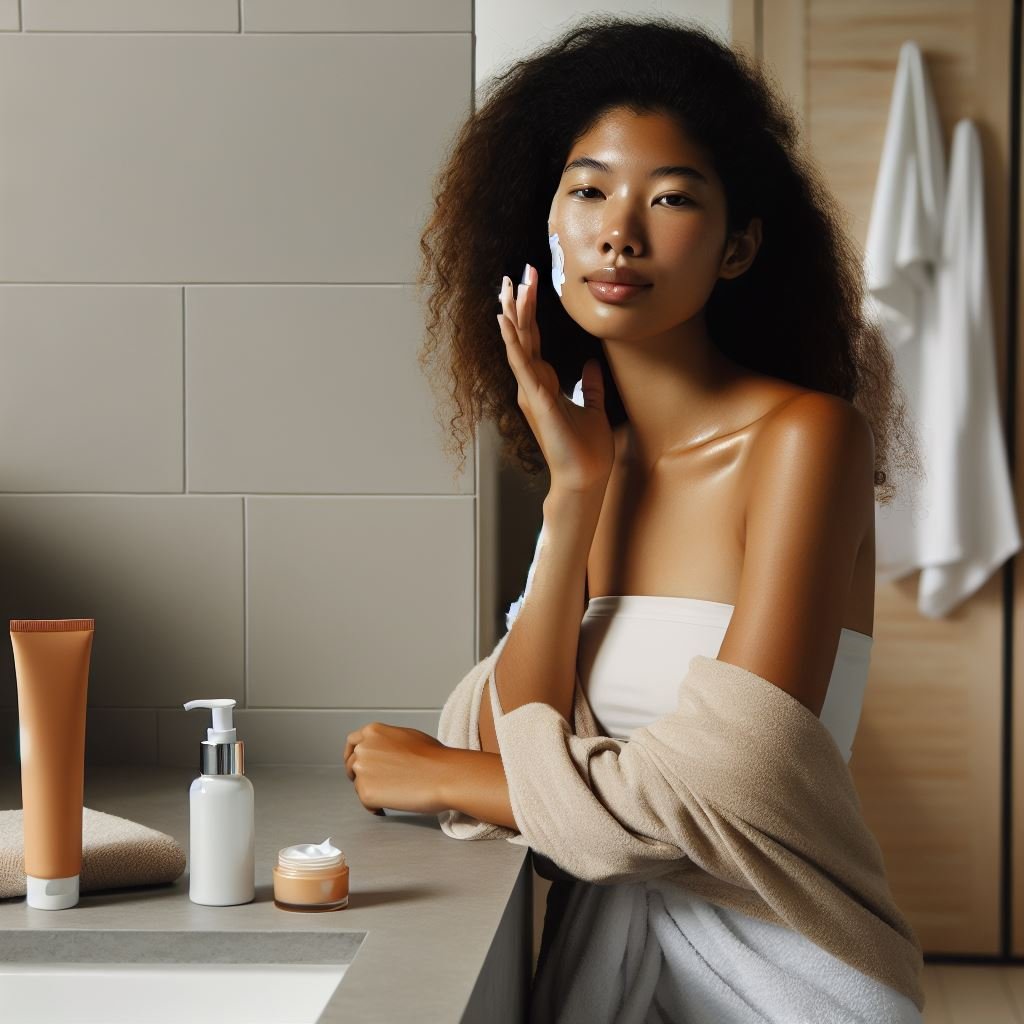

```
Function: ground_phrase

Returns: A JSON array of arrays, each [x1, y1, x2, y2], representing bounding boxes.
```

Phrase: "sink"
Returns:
[[0, 963, 348, 1023], [0, 929, 365, 1024]]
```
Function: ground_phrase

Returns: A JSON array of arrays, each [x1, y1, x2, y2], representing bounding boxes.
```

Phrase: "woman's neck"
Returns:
[[601, 327, 756, 473]]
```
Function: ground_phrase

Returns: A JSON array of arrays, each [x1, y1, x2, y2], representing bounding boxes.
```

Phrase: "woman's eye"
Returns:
[[567, 187, 692, 207]]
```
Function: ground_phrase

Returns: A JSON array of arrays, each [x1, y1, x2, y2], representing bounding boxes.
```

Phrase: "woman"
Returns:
[[345, 13, 924, 1022]]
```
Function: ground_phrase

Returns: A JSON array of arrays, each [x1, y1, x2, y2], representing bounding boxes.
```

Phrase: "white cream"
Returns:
[[548, 230, 566, 296], [279, 837, 344, 867]]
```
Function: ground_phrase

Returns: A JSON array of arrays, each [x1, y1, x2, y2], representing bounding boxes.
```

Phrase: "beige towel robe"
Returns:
[[436, 630, 925, 1013]]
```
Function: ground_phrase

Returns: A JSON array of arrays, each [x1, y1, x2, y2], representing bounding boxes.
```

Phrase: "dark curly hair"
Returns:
[[415, 12, 922, 505]]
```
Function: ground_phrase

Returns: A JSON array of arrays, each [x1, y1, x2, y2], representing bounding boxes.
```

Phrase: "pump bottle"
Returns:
[[183, 698, 255, 906]]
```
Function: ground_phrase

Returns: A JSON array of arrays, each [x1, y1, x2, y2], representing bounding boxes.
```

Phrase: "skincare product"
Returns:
[[183, 698, 255, 906], [272, 837, 349, 911], [10, 618, 95, 910], [548, 228, 566, 296]]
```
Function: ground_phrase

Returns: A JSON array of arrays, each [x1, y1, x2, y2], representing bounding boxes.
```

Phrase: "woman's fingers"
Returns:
[[343, 731, 357, 780], [499, 276, 520, 332], [498, 263, 544, 395], [516, 265, 539, 361], [515, 267, 529, 337], [497, 312, 536, 397], [527, 265, 540, 359], [497, 265, 537, 360]]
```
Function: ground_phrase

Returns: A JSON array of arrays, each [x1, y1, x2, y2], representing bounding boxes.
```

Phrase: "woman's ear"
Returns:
[[719, 216, 763, 280]]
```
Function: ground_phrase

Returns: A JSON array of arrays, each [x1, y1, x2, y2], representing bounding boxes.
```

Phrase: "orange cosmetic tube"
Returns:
[[10, 618, 95, 910]]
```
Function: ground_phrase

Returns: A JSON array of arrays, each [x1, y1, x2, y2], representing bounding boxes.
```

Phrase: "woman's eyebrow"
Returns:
[[562, 155, 709, 184]]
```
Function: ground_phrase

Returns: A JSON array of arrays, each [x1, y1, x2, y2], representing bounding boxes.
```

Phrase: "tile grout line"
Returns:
[[243, 496, 248, 711], [182, 286, 187, 493], [8, 31, 468, 37], [0, 282, 416, 286]]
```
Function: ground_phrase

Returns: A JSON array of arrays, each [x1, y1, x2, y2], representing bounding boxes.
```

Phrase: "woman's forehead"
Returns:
[[564, 109, 712, 178]]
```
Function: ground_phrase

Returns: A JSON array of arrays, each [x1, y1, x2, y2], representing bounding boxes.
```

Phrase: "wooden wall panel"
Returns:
[[1013, 0, 1024, 962], [734, 0, 1014, 954]]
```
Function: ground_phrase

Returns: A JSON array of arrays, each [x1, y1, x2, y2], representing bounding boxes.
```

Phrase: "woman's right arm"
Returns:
[[478, 486, 603, 753]]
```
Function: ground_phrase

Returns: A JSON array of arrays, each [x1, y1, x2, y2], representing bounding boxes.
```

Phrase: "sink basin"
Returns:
[[0, 929, 364, 1024], [0, 963, 348, 1023]]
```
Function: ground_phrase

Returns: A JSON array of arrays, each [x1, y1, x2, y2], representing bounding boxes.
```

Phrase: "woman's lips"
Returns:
[[585, 280, 652, 303]]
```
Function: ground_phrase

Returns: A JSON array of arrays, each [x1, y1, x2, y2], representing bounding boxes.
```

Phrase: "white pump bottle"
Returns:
[[183, 698, 255, 906]]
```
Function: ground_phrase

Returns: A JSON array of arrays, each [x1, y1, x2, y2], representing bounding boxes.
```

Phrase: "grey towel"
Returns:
[[0, 807, 186, 898]]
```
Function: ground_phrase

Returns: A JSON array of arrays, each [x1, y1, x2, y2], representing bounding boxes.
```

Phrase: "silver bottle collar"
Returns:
[[200, 739, 245, 776]]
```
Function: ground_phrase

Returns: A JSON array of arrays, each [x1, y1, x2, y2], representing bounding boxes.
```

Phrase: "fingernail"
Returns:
[[520, 264, 531, 286]]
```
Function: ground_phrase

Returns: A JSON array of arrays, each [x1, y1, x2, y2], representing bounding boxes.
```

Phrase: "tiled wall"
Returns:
[[0, 0, 479, 767]]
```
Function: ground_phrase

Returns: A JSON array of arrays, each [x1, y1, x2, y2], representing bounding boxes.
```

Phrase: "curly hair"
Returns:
[[415, 12, 922, 505]]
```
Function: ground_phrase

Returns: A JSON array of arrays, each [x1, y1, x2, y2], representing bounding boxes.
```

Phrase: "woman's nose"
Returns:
[[598, 203, 645, 257]]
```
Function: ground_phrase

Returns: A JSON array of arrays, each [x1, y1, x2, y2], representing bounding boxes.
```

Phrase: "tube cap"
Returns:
[[26, 873, 79, 910]]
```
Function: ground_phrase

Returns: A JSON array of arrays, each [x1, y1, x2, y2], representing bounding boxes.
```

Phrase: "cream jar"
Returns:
[[272, 837, 349, 912]]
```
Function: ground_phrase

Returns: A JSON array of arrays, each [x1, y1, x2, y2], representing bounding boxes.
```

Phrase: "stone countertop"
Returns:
[[0, 764, 532, 1024]]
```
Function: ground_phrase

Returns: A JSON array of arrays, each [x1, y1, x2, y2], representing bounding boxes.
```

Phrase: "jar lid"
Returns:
[[278, 836, 346, 869]]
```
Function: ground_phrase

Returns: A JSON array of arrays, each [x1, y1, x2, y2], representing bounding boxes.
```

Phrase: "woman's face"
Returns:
[[547, 106, 756, 341]]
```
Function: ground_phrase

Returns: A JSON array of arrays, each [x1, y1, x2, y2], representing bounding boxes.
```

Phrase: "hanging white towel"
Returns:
[[863, 41, 946, 347], [864, 41, 946, 589], [912, 119, 1020, 615], [865, 42, 1020, 616]]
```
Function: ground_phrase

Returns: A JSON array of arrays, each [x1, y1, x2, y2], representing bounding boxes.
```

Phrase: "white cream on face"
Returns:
[[548, 224, 566, 296]]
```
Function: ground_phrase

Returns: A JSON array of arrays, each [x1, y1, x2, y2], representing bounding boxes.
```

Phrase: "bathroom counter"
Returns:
[[0, 764, 532, 1024]]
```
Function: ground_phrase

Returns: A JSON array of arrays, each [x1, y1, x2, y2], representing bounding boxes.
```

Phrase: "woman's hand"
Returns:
[[343, 723, 452, 816], [497, 265, 614, 496]]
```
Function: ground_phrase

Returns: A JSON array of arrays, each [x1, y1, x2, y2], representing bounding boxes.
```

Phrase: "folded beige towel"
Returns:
[[0, 807, 186, 898], [436, 631, 925, 1013]]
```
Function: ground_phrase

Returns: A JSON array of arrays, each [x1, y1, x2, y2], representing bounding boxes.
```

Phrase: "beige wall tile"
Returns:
[[23, 1, 239, 32], [0, 33, 470, 284], [246, 496, 475, 708], [243, 0, 471, 33], [0, 0, 19, 31], [0, 286, 183, 492], [1, 707, 159, 768], [0, 496, 244, 709], [0, 711, 16, 767], [186, 285, 472, 494], [158, 707, 442, 768], [0, 14, 478, 764], [84, 708, 160, 765]]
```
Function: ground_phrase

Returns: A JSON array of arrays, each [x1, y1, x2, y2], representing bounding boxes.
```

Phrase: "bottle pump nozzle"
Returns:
[[184, 698, 237, 743], [184, 699, 245, 777]]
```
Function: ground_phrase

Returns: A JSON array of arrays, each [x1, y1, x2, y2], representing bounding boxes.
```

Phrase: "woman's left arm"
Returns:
[[716, 391, 876, 714], [343, 722, 518, 830], [437, 747, 518, 830]]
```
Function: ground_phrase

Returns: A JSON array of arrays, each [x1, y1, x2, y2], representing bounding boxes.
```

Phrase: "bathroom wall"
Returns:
[[0, 0, 479, 768]]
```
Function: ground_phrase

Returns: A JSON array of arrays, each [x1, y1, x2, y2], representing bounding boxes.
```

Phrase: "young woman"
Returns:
[[345, 13, 924, 1022]]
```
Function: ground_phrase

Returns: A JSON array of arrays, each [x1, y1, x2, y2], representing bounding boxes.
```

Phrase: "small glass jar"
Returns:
[[272, 838, 349, 912]]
